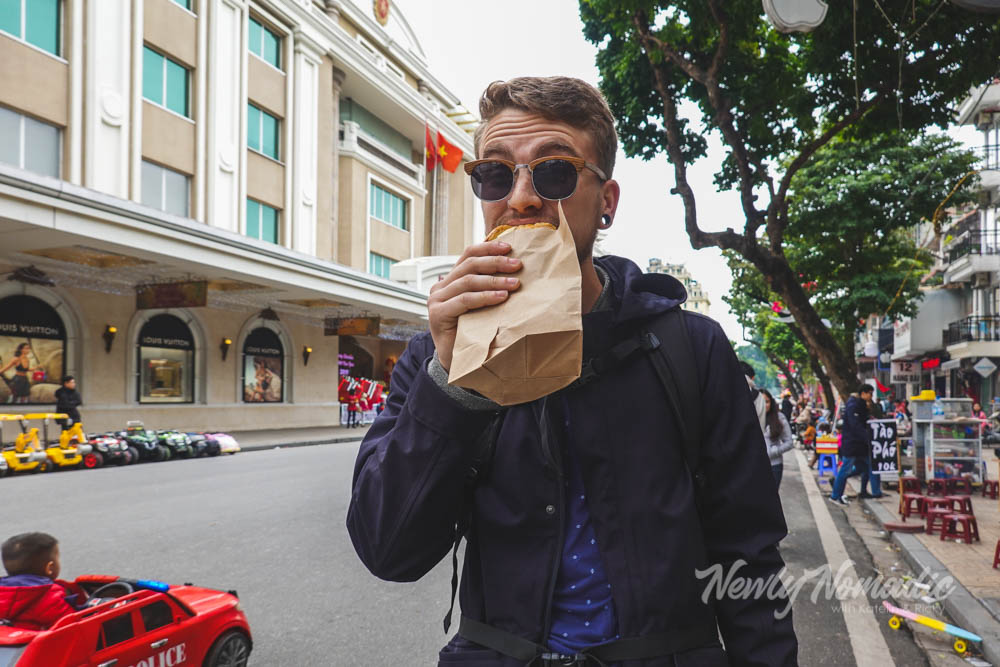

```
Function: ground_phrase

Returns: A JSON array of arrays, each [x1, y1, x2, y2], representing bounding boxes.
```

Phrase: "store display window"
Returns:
[[138, 314, 194, 403], [0, 295, 66, 404], [242, 327, 283, 403]]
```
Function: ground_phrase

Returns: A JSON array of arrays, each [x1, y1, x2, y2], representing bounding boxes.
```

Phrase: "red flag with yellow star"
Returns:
[[425, 125, 438, 171], [436, 131, 463, 173]]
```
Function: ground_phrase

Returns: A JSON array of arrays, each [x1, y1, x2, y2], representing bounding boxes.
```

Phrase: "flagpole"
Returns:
[[431, 144, 439, 255]]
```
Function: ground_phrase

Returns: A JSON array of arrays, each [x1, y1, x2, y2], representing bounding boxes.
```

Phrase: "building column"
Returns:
[[291, 33, 323, 256], [432, 158, 450, 256], [206, 0, 245, 234], [330, 65, 346, 262], [83, 0, 132, 197]]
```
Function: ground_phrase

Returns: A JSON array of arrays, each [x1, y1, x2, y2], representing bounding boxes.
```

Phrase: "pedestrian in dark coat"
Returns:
[[347, 76, 797, 667], [830, 386, 875, 504], [54, 376, 82, 430]]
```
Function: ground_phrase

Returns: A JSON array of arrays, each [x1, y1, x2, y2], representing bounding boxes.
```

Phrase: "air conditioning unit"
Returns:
[[973, 272, 992, 288]]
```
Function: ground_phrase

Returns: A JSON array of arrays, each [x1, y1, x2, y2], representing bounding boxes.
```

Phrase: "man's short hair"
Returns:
[[2, 532, 58, 576], [857, 384, 874, 395], [61, 375, 74, 384], [475, 76, 618, 178], [739, 361, 755, 379]]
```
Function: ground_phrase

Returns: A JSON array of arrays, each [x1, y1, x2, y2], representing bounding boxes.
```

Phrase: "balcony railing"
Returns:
[[947, 228, 1000, 263], [944, 315, 1000, 346], [980, 144, 1000, 171]]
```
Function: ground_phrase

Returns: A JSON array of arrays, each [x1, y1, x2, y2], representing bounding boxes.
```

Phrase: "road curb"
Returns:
[[861, 492, 1000, 664], [240, 434, 366, 452]]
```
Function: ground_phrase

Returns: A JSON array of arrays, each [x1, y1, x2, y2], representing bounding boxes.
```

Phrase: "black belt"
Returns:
[[458, 616, 720, 666]]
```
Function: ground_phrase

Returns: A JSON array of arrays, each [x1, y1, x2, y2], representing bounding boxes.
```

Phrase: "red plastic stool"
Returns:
[[924, 497, 952, 512], [926, 479, 947, 496], [925, 508, 951, 535], [982, 480, 999, 500], [899, 476, 921, 494], [994, 539, 1000, 569], [947, 478, 972, 495], [940, 514, 980, 544], [899, 494, 927, 520], [945, 495, 974, 515]]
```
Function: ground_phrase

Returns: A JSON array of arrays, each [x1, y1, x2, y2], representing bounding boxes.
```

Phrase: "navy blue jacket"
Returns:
[[347, 256, 797, 666], [840, 395, 872, 458]]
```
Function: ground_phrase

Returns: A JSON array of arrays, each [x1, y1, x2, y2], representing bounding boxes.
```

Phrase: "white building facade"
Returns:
[[646, 258, 711, 315], [0, 0, 477, 431]]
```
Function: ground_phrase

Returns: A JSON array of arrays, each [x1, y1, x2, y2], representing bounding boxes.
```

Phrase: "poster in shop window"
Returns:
[[243, 328, 283, 403], [0, 295, 66, 404], [869, 419, 898, 480]]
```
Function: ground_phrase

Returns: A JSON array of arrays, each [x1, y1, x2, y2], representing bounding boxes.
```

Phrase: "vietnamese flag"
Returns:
[[436, 131, 463, 173], [425, 125, 437, 171]]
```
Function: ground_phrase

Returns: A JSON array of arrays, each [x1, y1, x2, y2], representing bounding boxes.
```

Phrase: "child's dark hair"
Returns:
[[61, 375, 74, 384], [2, 532, 58, 576], [818, 422, 832, 434]]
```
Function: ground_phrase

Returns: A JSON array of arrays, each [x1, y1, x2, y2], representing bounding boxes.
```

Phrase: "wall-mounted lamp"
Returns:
[[303, 346, 312, 366], [220, 338, 232, 361], [103, 325, 117, 353]]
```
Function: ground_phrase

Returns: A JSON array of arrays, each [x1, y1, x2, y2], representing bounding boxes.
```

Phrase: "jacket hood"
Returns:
[[0, 578, 52, 619], [594, 255, 688, 324]]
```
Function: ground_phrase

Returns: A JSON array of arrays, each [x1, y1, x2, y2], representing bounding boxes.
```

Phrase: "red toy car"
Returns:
[[0, 575, 251, 666]]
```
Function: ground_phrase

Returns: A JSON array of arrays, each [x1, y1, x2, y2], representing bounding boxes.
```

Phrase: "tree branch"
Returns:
[[632, 12, 746, 254], [769, 96, 883, 245]]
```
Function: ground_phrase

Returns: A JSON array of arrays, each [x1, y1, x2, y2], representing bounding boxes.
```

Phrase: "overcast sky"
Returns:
[[400, 0, 984, 344]]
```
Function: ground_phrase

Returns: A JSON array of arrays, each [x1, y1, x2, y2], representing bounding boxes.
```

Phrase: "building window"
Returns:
[[141, 160, 189, 217], [138, 314, 195, 404], [142, 46, 189, 117], [248, 17, 280, 69], [369, 183, 407, 230], [341, 98, 412, 161], [0, 106, 60, 178], [247, 104, 279, 160], [0, 295, 66, 405], [369, 252, 396, 279], [0, 0, 60, 56], [246, 198, 279, 244], [242, 327, 284, 403], [172, 0, 192, 10]]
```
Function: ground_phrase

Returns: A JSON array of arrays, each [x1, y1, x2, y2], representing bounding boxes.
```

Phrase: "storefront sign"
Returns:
[[869, 419, 898, 480], [243, 327, 283, 403], [136, 281, 207, 310], [973, 357, 997, 378], [325, 317, 380, 337], [890, 361, 921, 384], [139, 315, 194, 350], [0, 295, 66, 404], [922, 357, 941, 370]]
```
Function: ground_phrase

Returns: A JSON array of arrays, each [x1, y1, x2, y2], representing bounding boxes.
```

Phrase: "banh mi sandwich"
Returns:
[[486, 222, 557, 242]]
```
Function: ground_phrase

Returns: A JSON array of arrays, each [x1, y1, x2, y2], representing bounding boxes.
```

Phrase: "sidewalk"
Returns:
[[228, 424, 370, 451], [813, 454, 1000, 665]]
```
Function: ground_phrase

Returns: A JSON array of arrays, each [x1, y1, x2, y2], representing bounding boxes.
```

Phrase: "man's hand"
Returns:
[[428, 240, 521, 372]]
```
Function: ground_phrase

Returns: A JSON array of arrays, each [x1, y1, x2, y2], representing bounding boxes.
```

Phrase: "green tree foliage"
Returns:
[[579, 0, 1000, 398]]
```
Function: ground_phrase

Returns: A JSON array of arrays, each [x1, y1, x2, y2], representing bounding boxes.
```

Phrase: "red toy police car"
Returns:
[[0, 576, 251, 666]]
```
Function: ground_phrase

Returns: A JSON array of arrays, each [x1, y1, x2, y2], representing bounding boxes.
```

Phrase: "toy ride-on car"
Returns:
[[0, 575, 252, 667], [82, 433, 135, 468], [204, 433, 241, 455], [0, 414, 51, 474], [118, 421, 167, 462], [155, 430, 195, 459], [21, 413, 93, 470]]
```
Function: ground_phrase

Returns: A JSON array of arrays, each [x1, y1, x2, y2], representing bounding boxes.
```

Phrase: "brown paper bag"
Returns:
[[448, 202, 583, 405]]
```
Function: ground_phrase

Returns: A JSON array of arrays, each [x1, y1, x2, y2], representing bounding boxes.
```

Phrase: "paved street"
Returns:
[[0, 444, 955, 665]]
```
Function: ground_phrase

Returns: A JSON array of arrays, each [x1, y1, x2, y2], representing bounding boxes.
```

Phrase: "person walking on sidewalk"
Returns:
[[830, 385, 876, 506], [54, 376, 82, 431], [740, 361, 767, 437], [761, 389, 794, 487], [347, 76, 797, 666]]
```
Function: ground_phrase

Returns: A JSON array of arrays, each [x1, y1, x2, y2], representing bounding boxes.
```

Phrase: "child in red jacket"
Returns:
[[0, 532, 85, 630]]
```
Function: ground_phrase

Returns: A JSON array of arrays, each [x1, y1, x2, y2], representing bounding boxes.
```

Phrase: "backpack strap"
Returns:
[[643, 308, 707, 499], [443, 411, 505, 634]]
